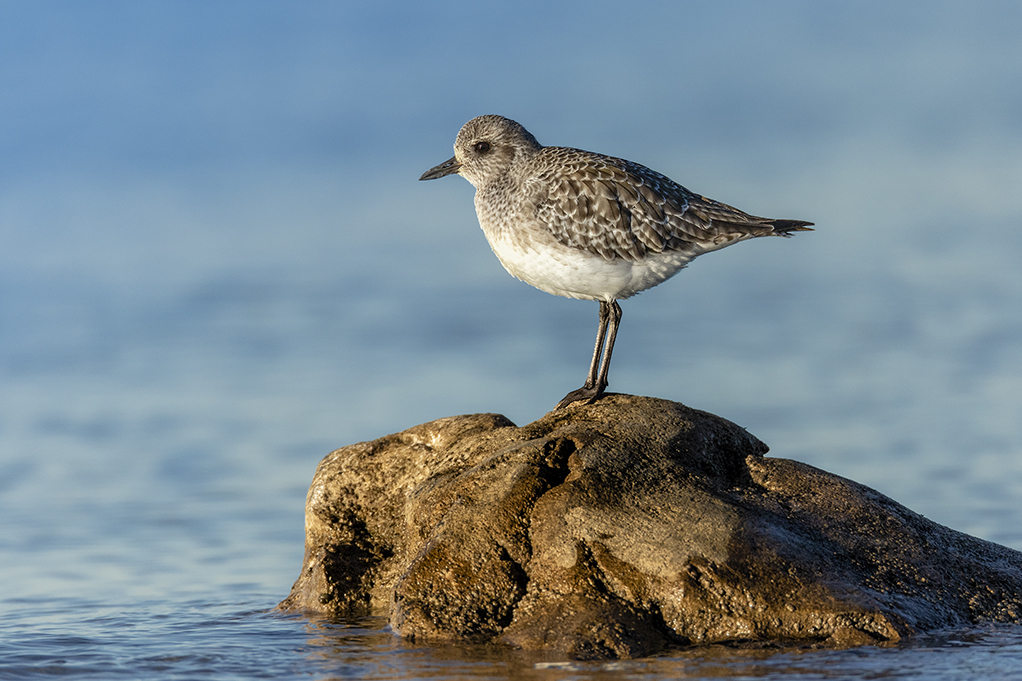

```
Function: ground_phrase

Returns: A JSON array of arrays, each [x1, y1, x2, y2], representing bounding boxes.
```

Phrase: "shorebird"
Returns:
[[420, 115, 812, 409]]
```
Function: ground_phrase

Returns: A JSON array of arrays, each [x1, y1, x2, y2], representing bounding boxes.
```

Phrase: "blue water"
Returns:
[[5, 607, 1022, 679], [3, 1, 1022, 678]]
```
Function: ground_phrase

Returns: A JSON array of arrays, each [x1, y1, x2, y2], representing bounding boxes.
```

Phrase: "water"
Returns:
[[3, 1, 1022, 678], [6, 608, 1022, 680]]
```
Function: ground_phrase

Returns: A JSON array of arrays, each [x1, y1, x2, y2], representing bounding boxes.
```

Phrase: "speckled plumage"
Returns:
[[420, 114, 812, 408]]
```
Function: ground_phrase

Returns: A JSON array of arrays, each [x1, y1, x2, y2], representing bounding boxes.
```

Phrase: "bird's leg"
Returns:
[[556, 300, 620, 409], [582, 300, 612, 389], [592, 300, 622, 395]]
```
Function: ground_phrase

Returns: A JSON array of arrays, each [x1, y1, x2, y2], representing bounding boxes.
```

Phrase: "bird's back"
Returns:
[[520, 146, 812, 265]]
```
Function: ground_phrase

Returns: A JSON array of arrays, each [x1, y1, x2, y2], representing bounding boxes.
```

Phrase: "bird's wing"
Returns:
[[526, 147, 812, 262]]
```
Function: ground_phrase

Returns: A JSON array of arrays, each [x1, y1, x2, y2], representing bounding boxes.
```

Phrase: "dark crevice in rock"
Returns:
[[536, 437, 575, 490], [281, 508, 394, 616]]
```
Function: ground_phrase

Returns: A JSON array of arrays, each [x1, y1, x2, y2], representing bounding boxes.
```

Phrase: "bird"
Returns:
[[419, 115, 813, 409]]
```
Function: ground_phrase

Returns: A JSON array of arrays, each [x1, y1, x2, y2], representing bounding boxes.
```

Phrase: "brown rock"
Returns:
[[278, 395, 1022, 659]]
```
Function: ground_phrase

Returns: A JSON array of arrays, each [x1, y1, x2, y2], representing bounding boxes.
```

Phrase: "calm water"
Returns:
[[6, 606, 1022, 679], [3, 1, 1022, 678]]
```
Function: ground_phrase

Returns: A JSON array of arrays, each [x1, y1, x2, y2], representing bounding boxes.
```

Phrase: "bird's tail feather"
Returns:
[[770, 219, 814, 235]]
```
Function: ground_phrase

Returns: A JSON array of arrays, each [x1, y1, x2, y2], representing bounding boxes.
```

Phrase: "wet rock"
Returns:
[[278, 395, 1022, 659]]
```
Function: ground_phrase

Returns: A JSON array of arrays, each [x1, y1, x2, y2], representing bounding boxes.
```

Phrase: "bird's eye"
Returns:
[[474, 141, 491, 153]]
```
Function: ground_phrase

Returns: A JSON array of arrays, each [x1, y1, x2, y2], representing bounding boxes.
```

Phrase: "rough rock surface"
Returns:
[[278, 395, 1022, 658]]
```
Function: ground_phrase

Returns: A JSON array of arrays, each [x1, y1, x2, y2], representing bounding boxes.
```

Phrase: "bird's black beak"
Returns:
[[419, 156, 461, 181]]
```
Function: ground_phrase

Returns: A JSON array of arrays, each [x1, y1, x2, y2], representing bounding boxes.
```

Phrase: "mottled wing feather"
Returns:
[[526, 147, 811, 262]]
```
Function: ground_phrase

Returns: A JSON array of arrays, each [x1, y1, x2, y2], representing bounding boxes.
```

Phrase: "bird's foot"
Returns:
[[555, 385, 605, 410]]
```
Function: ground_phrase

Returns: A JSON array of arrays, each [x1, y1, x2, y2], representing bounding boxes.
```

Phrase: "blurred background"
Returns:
[[2, 0, 1021, 608]]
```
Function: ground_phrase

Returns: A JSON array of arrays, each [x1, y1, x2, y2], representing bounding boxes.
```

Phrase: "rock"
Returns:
[[278, 395, 1022, 659]]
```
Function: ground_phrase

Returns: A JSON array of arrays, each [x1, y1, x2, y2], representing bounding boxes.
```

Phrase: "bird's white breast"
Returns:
[[471, 165, 702, 301], [480, 215, 694, 302]]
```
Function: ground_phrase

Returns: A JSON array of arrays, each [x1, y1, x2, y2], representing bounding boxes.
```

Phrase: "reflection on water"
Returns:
[[6, 602, 1022, 680], [258, 620, 1022, 679]]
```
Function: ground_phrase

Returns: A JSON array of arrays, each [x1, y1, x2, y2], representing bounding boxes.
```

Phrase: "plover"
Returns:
[[420, 115, 812, 409]]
